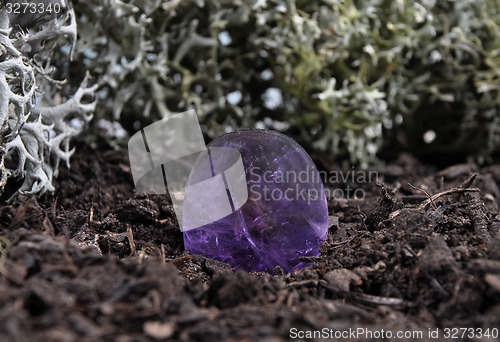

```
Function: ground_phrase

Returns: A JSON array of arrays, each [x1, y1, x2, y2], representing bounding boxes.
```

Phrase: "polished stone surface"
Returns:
[[183, 130, 328, 273]]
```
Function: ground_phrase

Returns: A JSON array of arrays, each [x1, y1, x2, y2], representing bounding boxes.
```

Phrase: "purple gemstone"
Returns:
[[182, 129, 328, 273]]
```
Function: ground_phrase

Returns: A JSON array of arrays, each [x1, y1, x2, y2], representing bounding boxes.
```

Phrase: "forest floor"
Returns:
[[0, 142, 499, 341]]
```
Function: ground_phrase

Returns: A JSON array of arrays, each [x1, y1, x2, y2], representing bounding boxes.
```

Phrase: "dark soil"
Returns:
[[1, 143, 500, 341]]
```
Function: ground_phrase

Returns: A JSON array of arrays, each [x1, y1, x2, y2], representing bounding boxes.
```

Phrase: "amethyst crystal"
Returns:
[[182, 130, 328, 273]]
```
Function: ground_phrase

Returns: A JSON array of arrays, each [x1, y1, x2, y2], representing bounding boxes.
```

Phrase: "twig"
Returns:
[[347, 292, 412, 308], [430, 278, 449, 297], [389, 187, 481, 220], [408, 183, 437, 209], [358, 206, 368, 231], [42, 216, 55, 237], [416, 187, 480, 210], [287, 279, 319, 288], [461, 173, 477, 188], [330, 232, 369, 248], [160, 243, 166, 263], [89, 206, 94, 223], [126, 226, 136, 257]]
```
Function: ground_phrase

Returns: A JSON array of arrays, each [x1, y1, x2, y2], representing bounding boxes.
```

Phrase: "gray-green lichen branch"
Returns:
[[0, 2, 96, 201]]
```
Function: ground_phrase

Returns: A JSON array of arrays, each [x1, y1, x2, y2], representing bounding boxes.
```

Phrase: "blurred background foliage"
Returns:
[[70, 0, 500, 166]]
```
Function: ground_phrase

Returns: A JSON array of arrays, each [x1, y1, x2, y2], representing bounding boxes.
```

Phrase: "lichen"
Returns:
[[70, 0, 500, 166], [0, 2, 96, 201]]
